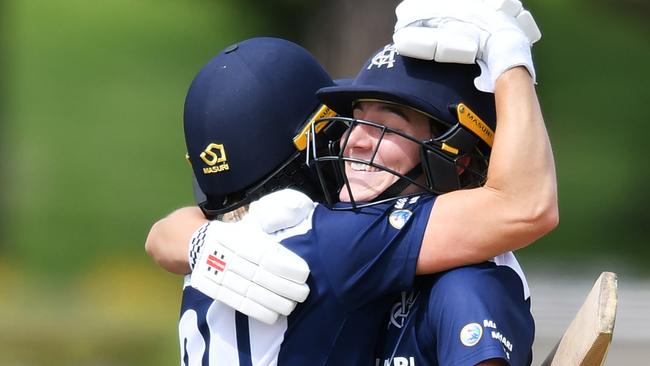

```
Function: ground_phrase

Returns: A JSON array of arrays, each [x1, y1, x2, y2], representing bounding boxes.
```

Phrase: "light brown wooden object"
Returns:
[[540, 272, 618, 366]]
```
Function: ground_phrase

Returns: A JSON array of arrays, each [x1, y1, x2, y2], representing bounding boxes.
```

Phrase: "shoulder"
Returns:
[[314, 195, 436, 227], [425, 262, 527, 305]]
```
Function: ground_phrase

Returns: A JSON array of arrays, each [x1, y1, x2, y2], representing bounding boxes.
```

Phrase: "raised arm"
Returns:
[[417, 66, 558, 273], [145, 206, 207, 274], [147, 70, 558, 277]]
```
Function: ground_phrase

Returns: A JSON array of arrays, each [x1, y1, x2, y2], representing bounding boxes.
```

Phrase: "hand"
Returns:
[[246, 189, 315, 233], [393, 0, 541, 92], [190, 220, 310, 324]]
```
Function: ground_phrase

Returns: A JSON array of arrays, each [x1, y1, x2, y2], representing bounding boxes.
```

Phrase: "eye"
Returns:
[[384, 126, 403, 135]]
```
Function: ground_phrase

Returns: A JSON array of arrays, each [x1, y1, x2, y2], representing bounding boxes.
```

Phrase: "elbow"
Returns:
[[144, 235, 155, 259], [144, 220, 163, 262], [524, 194, 560, 239], [537, 201, 559, 236]]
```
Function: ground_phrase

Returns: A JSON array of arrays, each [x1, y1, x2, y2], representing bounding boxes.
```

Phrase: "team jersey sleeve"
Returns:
[[312, 196, 435, 309], [425, 263, 534, 365]]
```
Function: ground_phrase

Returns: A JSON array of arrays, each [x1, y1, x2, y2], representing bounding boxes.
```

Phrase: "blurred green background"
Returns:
[[1, 0, 648, 364]]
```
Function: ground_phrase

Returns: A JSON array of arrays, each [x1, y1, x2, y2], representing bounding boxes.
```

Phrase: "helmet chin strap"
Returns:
[[372, 165, 424, 203]]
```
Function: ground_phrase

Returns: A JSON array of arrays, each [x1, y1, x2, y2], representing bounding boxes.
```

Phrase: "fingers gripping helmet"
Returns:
[[313, 43, 496, 207], [184, 37, 337, 218]]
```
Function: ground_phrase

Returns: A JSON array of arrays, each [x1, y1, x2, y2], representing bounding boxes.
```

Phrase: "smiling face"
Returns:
[[338, 100, 435, 202]]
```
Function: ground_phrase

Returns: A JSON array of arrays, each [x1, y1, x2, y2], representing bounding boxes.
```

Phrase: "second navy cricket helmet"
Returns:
[[311, 43, 496, 208], [184, 37, 338, 217]]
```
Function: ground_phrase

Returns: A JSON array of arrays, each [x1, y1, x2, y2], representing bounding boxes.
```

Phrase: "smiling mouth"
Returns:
[[349, 161, 380, 172]]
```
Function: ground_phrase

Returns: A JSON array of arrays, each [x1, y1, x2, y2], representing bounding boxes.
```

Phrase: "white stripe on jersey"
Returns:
[[179, 310, 206, 366], [491, 252, 531, 300], [249, 316, 287, 366], [206, 301, 239, 365]]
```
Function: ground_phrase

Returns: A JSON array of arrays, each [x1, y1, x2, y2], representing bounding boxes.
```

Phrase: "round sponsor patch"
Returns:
[[460, 322, 483, 347], [389, 209, 412, 229]]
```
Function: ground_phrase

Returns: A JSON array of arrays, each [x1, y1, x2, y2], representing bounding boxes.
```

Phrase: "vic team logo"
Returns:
[[368, 44, 399, 69]]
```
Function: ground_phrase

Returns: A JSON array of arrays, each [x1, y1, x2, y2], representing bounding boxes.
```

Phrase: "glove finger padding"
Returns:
[[252, 266, 310, 302], [245, 281, 297, 315], [393, 0, 540, 92], [190, 237, 301, 323], [190, 243, 281, 324], [210, 282, 280, 325], [395, 0, 540, 44], [188, 219, 311, 324], [260, 244, 310, 283], [216, 222, 310, 284], [393, 21, 481, 64], [220, 269, 297, 315]]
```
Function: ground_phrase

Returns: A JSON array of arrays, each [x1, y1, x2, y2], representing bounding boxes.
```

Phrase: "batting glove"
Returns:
[[246, 188, 316, 234], [393, 0, 541, 92], [190, 221, 310, 324], [188, 189, 314, 324]]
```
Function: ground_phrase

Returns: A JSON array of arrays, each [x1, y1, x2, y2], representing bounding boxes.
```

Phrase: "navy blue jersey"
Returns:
[[179, 196, 435, 365], [375, 254, 534, 366]]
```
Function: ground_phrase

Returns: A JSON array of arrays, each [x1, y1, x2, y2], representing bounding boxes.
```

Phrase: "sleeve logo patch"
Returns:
[[389, 209, 412, 229], [460, 322, 483, 347]]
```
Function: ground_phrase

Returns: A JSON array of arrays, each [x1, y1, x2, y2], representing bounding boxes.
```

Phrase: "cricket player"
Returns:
[[316, 46, 537, 365], [308, 1, 549, 363], [146, 2, 557, 365]]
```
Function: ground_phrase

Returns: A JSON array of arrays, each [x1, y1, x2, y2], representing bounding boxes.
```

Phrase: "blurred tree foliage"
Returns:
[[2, 0, 649, 279], [2, 0, 283, 281], [519, 0, 650, 272], [1, 0, 648, 364]]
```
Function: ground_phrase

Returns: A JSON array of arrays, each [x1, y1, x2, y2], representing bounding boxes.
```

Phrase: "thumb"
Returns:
[[474, 59, 495, 92]]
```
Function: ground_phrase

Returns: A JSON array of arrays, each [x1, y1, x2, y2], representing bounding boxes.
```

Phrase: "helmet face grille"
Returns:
[[307, 117, 490, 210], [311, 44, 498, 208]]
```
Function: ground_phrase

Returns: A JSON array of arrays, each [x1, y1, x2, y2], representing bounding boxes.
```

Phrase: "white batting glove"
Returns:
[[190, 220, 310, 324], [188, 189, 314, 324], [246, 189, 315, 233], [393, 0, 541, 92]]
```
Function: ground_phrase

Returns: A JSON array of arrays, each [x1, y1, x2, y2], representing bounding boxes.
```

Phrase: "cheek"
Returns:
[[382, 139, 421, 167], [403, 144, 421, 167]]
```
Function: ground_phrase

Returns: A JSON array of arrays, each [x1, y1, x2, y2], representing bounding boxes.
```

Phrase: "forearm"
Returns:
[[417, 67, 558, 274], [487, 67, 558, 226], [144, 206, 208, 274]]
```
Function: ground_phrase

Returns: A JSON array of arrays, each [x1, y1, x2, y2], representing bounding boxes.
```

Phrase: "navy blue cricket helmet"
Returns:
[[184, 37, 338, 218], [311, 43, 497, 207]]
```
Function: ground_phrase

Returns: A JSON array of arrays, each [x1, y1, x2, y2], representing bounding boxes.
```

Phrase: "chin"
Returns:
[[339, 184, 386, 203], [340, 171, 398, 203]]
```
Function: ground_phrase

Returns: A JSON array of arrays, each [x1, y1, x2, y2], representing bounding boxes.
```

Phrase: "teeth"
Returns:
[[350, 162, 378, 172]]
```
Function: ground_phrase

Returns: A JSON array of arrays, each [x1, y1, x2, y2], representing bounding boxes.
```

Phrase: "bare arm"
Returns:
[[146, 70, 557, 276], [144, 206, 207, 274], [417, 67, 559, 273]]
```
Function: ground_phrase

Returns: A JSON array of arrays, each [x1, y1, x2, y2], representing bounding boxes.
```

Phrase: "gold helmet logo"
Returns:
[[200, 143, 227, 166], [199, 143, 230, 174]]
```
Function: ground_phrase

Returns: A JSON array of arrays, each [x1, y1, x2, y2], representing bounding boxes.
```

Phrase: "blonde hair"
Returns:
[[218, 205, 249, 223]]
